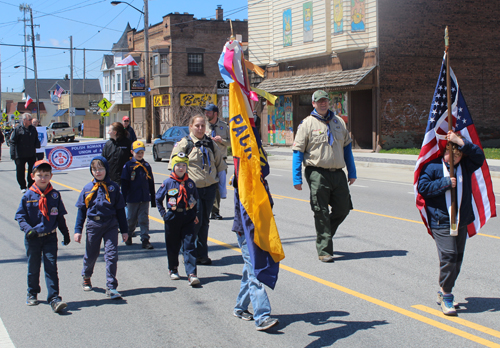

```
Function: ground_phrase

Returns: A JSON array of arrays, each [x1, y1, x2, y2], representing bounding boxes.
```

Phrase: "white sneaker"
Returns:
[[21, 189, 27, 194], [188, 274, 200, 286], [169, 270, 180, 280], [106, 288, 122, 300]]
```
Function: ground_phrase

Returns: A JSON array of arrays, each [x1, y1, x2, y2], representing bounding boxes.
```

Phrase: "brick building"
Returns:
[[109, 6, 247, 140], [250, 0, 500, 149]]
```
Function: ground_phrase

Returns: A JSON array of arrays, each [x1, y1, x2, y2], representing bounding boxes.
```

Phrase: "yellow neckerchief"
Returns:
[[132, 161, 151, 180], [84, 179, 110, 208]]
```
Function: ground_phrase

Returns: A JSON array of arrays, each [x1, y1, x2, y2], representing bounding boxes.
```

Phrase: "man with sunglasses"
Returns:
[[122, 116, 137, 142]]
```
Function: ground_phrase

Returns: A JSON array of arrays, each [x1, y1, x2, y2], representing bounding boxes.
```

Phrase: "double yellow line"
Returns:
[[52, 177, 500, 347]]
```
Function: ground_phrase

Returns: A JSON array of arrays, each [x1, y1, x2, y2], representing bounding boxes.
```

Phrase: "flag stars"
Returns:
[[434, 101, 439, 106], [438, 85, 443, 90], [432, 109, 437, 115], [452, 87, 456, 92]]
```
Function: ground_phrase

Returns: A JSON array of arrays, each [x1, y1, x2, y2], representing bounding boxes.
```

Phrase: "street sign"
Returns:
[[69, 107, 76, 117], [131, 92, 146, 97], [217, 79, 229, 95], [2, 113, 7, 121], [153, 94, 171, 107], [101, 112, 110, 117], [89, 100, 99, 107], [14, 110, 20, 119], [98, 98, 111, 111]]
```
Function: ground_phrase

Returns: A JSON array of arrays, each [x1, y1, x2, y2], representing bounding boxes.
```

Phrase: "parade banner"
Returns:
[[36, 126, 47, 155], [44, 140, 106, 172]]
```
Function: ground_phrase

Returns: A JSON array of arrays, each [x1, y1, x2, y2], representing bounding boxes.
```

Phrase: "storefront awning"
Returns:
[[256, 66, 376, 94], [53, 109, 68, 117], [53, 108, 86, 117]]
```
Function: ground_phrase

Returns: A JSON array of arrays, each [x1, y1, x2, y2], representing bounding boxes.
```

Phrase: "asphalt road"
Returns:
[[1, 145, 499, 348]]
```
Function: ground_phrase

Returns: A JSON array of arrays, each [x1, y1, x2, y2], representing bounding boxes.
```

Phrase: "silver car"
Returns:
[[152, 126, 190, 162]]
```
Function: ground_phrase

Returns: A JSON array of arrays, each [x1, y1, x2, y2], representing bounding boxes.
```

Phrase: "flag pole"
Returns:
[[445, 26, 457, 233]]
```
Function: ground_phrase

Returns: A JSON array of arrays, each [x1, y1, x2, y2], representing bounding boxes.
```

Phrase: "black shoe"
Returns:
[[142, 240, 154, 249], [26, 294, 39, 306], [256, 317, 279, 331], [234, 309, 254, 321], [196, 257, 212, 265], [125, 237, 132, 246], [50, 299, 67, 313], [211, 213, 223, 220]]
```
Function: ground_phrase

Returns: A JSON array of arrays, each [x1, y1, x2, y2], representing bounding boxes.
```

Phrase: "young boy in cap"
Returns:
[[156, 152, 200, 286], [121, 140, 156, 249], [15, 160, 71, 313], [74, 156, 128, 299]]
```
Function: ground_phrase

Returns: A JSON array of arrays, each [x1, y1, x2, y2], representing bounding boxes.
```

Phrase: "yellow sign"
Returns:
[[153, 94, 171, 107], [101, 112, 110, 117], [2, 113, 7, 121], [98, 98, 111, 111], [14, 110, 20, 119], [132, 97, 146, 108], [180, 94, 217, 107]]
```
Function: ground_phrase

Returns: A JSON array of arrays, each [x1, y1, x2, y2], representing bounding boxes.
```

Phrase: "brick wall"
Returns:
[[378, 0, 500, 148]]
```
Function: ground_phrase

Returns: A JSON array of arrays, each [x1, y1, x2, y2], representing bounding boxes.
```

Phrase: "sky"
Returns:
[[0, 0, 248, 93]]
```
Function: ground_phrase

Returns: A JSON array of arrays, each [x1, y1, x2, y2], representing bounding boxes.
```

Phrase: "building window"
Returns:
[[104, 76, 109, 92], [153, 56, 159, 75], [160, 54, 168, 74], [112, 73, 115, 92], [127, 65, 139, 79], [187, 53, 203, 75], [117, 73, 121, 91]]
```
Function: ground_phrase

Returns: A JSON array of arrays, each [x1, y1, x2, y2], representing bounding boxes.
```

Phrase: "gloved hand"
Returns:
[[26, 230, 38, 240], [63, 234, 71, 246]]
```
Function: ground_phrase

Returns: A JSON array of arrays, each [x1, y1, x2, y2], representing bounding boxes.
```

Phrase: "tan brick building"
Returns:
[[124, 6, 247, 139]]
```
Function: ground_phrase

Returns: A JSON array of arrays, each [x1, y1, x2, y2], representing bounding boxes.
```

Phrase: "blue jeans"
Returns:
[[234, 232, 271, 327], [193, 184, 217, 259], [25, 232, 61, 303]]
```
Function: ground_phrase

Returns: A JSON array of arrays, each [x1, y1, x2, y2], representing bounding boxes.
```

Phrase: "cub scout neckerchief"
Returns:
[[443, 160, 463, 235], [29, 183, 54, 221], [85, 179, 110, 208], [132, 161, 152, 180], [169, 172, 189, 207], [311, 109, 335, 146]]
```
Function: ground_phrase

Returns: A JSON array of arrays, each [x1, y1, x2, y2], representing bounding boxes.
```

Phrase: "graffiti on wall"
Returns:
[[303, 2, 313, 42], [333, 0, 343, 35], [381, 99, 428, 135], [283, 9, 292, 47], [351, 0, 365, 32]]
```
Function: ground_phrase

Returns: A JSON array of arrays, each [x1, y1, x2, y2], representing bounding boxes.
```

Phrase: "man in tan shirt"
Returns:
[[204, 104, 230, 220], [291, 90, 357, 262]]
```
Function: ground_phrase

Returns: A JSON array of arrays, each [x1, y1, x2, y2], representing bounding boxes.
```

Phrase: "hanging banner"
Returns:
[[44, 141, 106, 172]]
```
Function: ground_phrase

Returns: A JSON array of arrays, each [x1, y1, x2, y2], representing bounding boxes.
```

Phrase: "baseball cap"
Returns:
[[312, 90, 329, 102], [122, 116, 130, 121], [203, 104, 219, 113], [171, 152, 189, 168], [132, 140, 146, 152], [32, 160, 52, 172]]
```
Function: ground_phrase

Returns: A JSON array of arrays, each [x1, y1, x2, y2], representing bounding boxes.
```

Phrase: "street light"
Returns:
[[111, 0, 152, 143], [14, 64, 40, 122]]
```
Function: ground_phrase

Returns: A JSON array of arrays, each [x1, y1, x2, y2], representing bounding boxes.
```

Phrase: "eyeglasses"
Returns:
[[123, 120, 130, 123]]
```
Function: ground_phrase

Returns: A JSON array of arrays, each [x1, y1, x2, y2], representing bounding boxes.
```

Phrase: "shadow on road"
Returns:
[[459, 297, 500, 313], [334, 249, 408, 261]]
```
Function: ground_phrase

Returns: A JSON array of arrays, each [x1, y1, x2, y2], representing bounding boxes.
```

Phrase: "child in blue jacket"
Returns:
[[74, 156, 128, 299], [418, 131, 485, 316], [121, 140, 156, 249], [156, 152, 200, 286], [15, 160, 70, 313]]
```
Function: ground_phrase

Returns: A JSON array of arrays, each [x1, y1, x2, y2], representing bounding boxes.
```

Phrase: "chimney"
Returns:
[[216, 5, 223, 20]]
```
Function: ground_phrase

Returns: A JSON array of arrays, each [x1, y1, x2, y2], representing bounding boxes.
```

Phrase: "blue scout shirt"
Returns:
[[156, 176, 198, 220], [120, 158, 155, 204], [15, 188, 69, 236]]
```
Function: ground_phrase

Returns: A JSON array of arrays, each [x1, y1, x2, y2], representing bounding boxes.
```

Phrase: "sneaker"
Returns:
[[50, 299, 67, 313], [211, 213, 223, 220], [234, 309, 254, 321], [125, 237, 132, 246], [188, 274, 200, 286], [169, 270, 181, 280], [256, 317, 279, 331], [196, 257, 212, 265], [21, 189, 27, 194], [142, 240, 154, 249], [436, 291, 459, 308], [440, 294, 457, 316], [319, 255, 334, 263], [82, 277, 92, 291], [26, 294, 39, 306], [106, 288, 122, 300]]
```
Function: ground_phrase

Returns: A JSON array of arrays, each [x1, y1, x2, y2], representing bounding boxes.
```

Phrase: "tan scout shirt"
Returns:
[[291, 114, 352, 169], [206, 119, 230, 158], [169, 133, 228, 188]]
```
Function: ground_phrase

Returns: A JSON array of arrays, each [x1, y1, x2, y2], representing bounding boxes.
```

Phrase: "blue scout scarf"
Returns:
[[311, 109, 335, 145]]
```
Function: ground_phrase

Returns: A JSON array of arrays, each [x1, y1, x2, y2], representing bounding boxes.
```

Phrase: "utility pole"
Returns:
[[144, 0, 151, 143], [19, 4, 30, 82], [70, 36, 73, 127], [83, 48, 86, 94], [29, 7, 40, 122]]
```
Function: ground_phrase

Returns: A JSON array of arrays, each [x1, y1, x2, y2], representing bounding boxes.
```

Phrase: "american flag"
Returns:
[[414, 53, 496, 237], [54, 84, 64, 98]]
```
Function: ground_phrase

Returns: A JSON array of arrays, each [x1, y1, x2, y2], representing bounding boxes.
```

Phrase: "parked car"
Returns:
[[152, 126, 190, 162], [46, 122, 76, 142]]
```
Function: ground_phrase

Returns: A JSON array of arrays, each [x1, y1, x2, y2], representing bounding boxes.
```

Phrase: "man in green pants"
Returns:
[[291, 90, 357, 262]]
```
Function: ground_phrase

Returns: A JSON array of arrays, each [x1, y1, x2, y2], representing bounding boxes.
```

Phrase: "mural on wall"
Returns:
[[267, 104, 276, 144], [303, 2, 313, 42], [351, 0, 365, 32], [329, 92, 348, 123], [333, 0, 343, 35], [283, 9, 292, 47], [267, 96, 294, 145], [284, 95, 294, 144], [275, 96, 286, 144]]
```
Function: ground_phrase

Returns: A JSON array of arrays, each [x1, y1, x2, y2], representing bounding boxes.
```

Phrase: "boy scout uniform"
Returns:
[[292, 114, 353, 258], [206, 119, 229, 217]]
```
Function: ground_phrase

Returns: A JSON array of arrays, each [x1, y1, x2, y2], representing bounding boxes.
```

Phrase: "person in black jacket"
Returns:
[[102, 122, 132, 185], [10, 113, 40, 192]]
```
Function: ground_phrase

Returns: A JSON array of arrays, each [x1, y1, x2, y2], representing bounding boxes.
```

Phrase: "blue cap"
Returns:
[[203, 104, 218, 113]]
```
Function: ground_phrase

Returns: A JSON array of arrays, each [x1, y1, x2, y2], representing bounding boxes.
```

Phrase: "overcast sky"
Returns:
[[0, 0, 248, 93]]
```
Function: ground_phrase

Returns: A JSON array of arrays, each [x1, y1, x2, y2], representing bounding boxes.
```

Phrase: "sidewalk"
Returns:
[[263, 145, 500, 178]]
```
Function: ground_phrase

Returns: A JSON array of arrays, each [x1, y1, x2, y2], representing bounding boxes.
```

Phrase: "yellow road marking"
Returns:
[[413, 305, 500, 340], [49, 179, 500, 346]]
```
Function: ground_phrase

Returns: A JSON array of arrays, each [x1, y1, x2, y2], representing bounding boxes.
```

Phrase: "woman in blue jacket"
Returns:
[[418, 131, 485, 316]]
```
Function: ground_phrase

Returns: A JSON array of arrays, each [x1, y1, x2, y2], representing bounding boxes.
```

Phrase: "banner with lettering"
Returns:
[[44, 140, 107, 172]]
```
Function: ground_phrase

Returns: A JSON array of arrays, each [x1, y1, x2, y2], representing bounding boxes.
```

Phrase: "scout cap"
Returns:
[[312, 90, 329, 102], [32, 160, 52, 173], [132, 140, 146, 152], [171, 152, 189, 168], [203, 104, 219, 113]]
